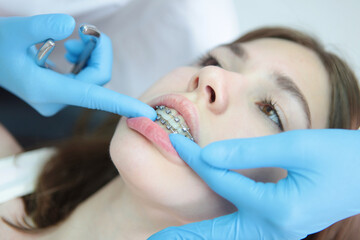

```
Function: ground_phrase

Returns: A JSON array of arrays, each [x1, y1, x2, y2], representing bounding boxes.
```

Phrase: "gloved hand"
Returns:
[[149, 129, 360, 240], [0, 14, 156, 120]]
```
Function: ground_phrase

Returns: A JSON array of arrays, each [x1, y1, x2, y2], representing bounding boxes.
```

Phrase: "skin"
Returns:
[[108, 38, 330, 237], [0, 38, 331, 239]]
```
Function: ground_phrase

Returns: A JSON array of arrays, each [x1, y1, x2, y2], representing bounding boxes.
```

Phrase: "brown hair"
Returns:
[[3, 27, 360, 239]]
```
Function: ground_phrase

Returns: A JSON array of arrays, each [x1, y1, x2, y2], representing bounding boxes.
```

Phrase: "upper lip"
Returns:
[[147, 94, 200, 142]]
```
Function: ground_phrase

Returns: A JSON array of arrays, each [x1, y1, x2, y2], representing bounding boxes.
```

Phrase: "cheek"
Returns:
[[197, 106, 287, 183], [139, 67, 196, 102], [235, 168, 287, 183], [199, 106, 276, 147], [109, 119, 177, 191], [109, 119, 236, 221]]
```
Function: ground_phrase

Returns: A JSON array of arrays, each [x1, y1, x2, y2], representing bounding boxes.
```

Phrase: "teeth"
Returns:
[[154, 105, 194, 141]]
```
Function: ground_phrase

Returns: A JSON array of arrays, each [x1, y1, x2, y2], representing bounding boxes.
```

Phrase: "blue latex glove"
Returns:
[[0, 14, 156, 120], [149, 129, 360, 240]]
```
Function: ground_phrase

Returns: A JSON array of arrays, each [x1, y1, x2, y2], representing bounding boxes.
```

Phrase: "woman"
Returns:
[[1, 27, 360, 239]]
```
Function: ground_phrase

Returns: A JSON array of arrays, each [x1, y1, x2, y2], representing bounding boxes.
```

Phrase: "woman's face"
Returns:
[[110, 38, 330, 222]]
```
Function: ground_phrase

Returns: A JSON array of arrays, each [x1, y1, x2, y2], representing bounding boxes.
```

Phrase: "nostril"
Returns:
[[206, 85, 216, 103], [194, 77, 199, 89], [189, 77, 200, 91]]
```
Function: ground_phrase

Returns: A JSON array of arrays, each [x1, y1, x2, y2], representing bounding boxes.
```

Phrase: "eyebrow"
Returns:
[[273, 72, 312, 128], [224, 43, 312, 128], [224, 43, 248, 60]]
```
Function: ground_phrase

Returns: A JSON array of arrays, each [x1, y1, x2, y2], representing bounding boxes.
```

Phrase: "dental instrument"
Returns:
[[35, 39, 55, 68], [35, 24, 100, 74], [71, 24, 101, 74]]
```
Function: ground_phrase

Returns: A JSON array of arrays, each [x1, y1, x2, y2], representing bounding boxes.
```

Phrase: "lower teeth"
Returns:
[[154, 105, 194, 141]]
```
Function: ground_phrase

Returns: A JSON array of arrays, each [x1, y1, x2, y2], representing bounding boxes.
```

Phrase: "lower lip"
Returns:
[[126, 117, 185, 166]]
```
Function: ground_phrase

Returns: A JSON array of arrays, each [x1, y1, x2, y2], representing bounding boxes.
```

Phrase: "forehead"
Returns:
[[237, 38, 331, 128]]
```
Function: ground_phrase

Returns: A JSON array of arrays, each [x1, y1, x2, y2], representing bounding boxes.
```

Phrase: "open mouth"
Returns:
[[126, 94, 199, 165], [154, 105, 194, 141]]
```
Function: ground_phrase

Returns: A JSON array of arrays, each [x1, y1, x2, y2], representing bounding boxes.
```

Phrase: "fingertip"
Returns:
[[169, 134, 194, 147], [169, 135, 193, 162], [60, 14, 76, 34], [169, 134, 201, 165], [127, 103, 156, 120], [31, 14, 75, 41], [146, 106, 157, 121], [54, 14, 76, 37], [169, 133, 187, 148], [64, 39, 83, 54]]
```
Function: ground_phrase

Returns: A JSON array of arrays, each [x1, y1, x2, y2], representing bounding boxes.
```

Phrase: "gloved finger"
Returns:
[[65, 52, 79, 64], [26, 44, 57, 70], [64, 39, 83, 63], [78, 24, 97, 44], [65, 73, 76, 78], [28, 43, 57, 68], [6, 14, 75, 48], [202, 131, 306, 170], [75, 33, 112, 85], [169, 134, 261, 205], [64, 39, 84, 56], [43, 73, 156, 119], [30, 102, 65, 117], [28, 45, 38, 58], [148, 213, 242, 240]]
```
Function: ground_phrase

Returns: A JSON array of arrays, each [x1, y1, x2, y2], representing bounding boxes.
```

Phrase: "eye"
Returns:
[[198, 54, 222, 67], [257, 100, 284, 131]]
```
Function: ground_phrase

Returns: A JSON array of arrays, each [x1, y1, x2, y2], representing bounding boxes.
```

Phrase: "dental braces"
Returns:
[[155, 105, 195, 141]]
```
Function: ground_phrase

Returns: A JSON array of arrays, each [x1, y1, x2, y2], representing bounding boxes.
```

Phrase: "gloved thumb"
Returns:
[[5, 14, 75, 48]]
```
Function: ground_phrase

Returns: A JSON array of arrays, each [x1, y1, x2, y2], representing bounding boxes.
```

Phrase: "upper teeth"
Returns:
[[155, 105, 194, 141]]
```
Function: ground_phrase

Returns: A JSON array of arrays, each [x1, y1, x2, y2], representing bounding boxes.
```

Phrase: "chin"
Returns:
[[109, 118, 236, 222]]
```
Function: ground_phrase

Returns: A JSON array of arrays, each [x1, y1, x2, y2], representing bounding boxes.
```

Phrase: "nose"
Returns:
[[189, 66, 231, 114]]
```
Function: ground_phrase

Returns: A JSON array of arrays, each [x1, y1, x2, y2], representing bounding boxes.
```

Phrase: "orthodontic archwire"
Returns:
[[155, 106, 194, 141]]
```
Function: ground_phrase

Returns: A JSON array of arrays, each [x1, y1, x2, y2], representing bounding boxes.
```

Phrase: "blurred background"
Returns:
[[234, 0, 360, 80], [0, 0, 359, 148]]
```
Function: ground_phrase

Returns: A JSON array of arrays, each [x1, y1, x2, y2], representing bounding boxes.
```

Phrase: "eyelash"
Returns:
[[198, 53, 222, 67], [198, 54, 284, 131], [257, 98, 284, 131]]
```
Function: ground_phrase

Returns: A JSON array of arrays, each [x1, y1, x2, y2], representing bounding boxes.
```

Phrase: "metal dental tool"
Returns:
[[71, 24, 101, 74], [35, 24, 100, 74], [35, 39, 55, 68]]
